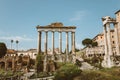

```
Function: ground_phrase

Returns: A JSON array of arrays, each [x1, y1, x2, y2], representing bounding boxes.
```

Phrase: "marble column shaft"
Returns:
[[59, 32, 62, 53], [114, 23, 120, 55], [71, 32, 75, 54], [66, 32, 69, 62], [38, 31, 42, 54], [44, 31, 48, 54], [103, 26, 108, 56], [52, 32, 54, 54], [5, 59, 7, 70], [103, 24, 112, 68], [106, 23, 112, 56], [12, 57, 15, 71], [44, 31, 48, 72]]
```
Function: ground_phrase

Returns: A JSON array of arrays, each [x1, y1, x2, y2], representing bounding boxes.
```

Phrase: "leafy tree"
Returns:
[[0, 42, 7, 58], [82, 38, 98, 47], [35, 53, 44, 73], [82, 38, 92, 47], [92, 41, 98, 47]]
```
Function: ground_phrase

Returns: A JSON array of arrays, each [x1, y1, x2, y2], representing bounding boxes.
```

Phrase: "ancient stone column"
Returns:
[[107, 23, 113, 56], [114, 23, 120, 55], [71, 32, 73, 53], [59, 32, 62, 53], [44, 31, 48, 72], [106, 23, 113, 68], [71, 32, 75, 54], [52, 31, 55, 60], [44, 31, 48, 54], [103, 26, 108, 56], [38, 31, 42, 54], [102, 25, 111, 68], [5, 59, 7, 70], [12, 57, 15, 71], [43, 56, 47, 72], [66, 32, 69, 62], [52, 31, 54, 54]]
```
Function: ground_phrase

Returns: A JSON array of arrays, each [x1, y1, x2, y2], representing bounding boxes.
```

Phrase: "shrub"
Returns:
[[54, 63, 82, 80], [0, 42, 7, 58], [35, 53, 44, 73]]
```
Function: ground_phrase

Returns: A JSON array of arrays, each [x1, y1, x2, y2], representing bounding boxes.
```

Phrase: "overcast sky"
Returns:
[[0, 0, 120, 51]]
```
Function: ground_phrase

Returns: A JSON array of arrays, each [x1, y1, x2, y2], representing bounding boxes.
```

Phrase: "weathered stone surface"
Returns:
[[80, 62, 94, 70]]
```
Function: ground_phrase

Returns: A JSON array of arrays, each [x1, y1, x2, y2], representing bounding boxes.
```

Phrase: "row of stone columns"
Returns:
[[103, 23, 120, 56], [38, 31, 75, 55], [103, 23, 112, 68], [103, 22, 120, 67]]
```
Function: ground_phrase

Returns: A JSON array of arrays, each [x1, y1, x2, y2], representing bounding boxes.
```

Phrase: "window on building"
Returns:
[[20, 54, 23, 56], [34, 54, 37, 56], [113, 41, 115, 44], [103, 53, 105, 56], [112, 36, 114, 38]]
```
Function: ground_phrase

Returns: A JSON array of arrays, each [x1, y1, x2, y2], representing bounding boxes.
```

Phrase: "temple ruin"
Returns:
[[36, 22, 76, 71]]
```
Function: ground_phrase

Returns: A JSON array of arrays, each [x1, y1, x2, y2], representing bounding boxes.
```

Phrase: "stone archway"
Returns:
[[0, 62, 5, 69]]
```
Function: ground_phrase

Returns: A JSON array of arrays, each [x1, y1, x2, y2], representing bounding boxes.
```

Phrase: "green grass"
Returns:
[[74, 67, 120, 80], [54, 63, 82, 80]]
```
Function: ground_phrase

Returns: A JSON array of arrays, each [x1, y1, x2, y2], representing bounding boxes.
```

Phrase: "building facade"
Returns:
[[84, 10, 120, 68], [17, 49, 37, 59]]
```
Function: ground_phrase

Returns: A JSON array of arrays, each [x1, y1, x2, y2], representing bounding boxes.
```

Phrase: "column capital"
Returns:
[[66, 31, 69, 33], [106, 23, 110, 27], [45, 31, 48, 33], [52, 31, 54, 33], [113, 22, 118, 28], [59, 31, 62, 33], [71, 31, 75, 33]]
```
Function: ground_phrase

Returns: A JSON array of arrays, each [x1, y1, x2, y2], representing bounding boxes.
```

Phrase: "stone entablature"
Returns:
[[36, 22, 76, 55], [37, 22, 76, 32], [102, 16, 116, 26], [36, 26, 76, 32]]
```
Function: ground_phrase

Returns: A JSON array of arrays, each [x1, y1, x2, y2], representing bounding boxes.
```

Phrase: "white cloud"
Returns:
[[0, 36, 34, 41], [69, 11, 86, 21]]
